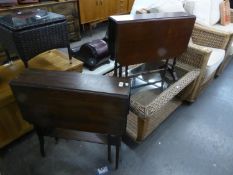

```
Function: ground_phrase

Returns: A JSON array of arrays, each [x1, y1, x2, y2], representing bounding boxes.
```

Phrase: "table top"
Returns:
[[110, 12, 194, 23], [0, 9, 65, 31], [10, 69, 131, 135], [108, 12, 195, 66], [11, 69, 130, 97]]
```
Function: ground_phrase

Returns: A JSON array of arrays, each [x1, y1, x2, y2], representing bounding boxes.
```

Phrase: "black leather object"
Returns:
[[72, 39, 110, 71]]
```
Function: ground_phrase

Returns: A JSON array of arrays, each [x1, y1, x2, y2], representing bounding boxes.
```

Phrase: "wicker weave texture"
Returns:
[[231, 9, 233, 23], [177, 43, 212, 102], [192, 24, 230, 49], [127, 98, 181, 141], [14, 21, 69, 62], [130, 69, 200, 119], [177, 43, 211, 69]]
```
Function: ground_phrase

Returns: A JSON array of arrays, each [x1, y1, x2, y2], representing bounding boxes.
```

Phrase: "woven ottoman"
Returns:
[[0, 9, 72, 67]]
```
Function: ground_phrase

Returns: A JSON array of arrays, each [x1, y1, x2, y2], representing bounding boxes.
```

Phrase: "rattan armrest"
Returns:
[[130, 68, 200, 118], [177, 43, 211, 70], [130, 44, 210, 118], [176, 43, 212, 101], [192, 24, 231, 49], [230, 9, 233, 23]]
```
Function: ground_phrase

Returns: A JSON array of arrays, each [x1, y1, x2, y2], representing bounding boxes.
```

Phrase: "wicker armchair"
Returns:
[[106, 43, 211, 141], [187, 24, 230, 101]]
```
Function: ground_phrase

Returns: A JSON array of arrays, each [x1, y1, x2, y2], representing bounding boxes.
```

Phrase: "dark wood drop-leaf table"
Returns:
[[10, 69, 130, 169]]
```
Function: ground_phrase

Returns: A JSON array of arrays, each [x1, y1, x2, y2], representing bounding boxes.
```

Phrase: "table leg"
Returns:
[[67, 45, 72, 64], [115, 136, 121, 169], [107, 135, 112, 163], [168, 57, 178, 81], [114, 61, 118, 76], [161, 59, 169, 91], [35, 127, 45, 157], [23, 61, 28, 68], [4, 50, 11, 63], [119, 66, 123, 77], [55, 137, 59, 144]]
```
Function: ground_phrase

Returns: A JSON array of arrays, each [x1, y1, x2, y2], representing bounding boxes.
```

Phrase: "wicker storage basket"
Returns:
[[0, 11, 71, 67]]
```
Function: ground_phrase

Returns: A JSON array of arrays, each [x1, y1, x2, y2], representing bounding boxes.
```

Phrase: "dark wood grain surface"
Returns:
[[108, 12, 196, 65], [11, 69, 129, 97], [10, 69, 130, 135]]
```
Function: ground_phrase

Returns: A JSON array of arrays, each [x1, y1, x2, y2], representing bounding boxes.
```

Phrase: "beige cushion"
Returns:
[[210, 0, 223, 25], [184, 0, 212, 26], [184, 0, 223, 26], [152, 1, 185, 13], [130, 0, 156, 14], [205, 47, 225, 80], [130, 0, 185, 15], [212, 23, 233, 33], [229, 43, 233, 55]]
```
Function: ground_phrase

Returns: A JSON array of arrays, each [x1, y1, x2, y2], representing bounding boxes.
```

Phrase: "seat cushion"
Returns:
[[151, 1, 185, 13], [184, 0, 212, 26], [130, 0, 185, 15], [184, 0, 222, 26], [205, 47, 225, 80], [229, 42, 233, 55], [210, 0, 222, 25], [130, 0, 156, 14], [212, 23, 233, 33]]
